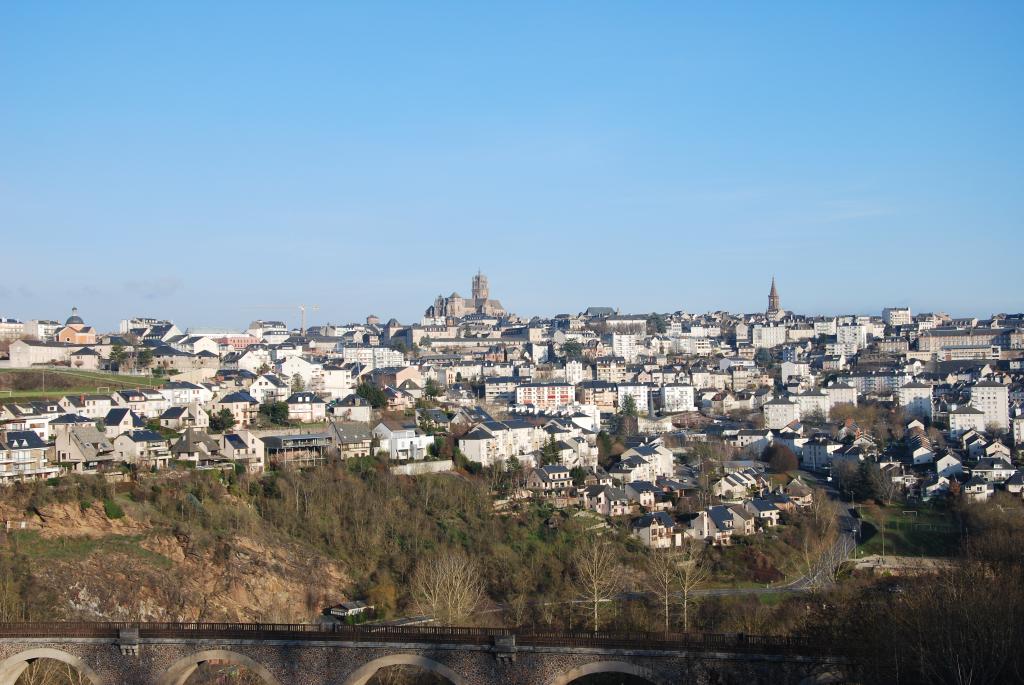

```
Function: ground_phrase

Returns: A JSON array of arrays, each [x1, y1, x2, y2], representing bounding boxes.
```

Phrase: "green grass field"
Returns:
[[856, 505, 960, 557], [0, 367, 163, 402]]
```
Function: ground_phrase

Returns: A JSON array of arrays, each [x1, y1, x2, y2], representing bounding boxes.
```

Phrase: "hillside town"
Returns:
[[2, 273, 1024, 550]]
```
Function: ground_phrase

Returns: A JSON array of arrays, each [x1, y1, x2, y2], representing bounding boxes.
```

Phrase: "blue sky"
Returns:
[[1, 2, 1022, 331]]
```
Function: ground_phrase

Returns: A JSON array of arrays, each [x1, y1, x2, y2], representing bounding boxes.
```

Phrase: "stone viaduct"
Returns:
[[0, 623, 848, 685]]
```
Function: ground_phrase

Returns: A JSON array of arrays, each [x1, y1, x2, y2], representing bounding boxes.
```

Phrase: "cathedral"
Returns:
[[426, 271, 507, 319]]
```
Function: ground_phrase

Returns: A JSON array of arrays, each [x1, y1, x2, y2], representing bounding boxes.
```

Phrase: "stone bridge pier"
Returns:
[[0, 624, 848, 685]]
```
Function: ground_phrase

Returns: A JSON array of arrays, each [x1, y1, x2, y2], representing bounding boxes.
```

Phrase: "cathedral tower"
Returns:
[[472, 270, 489, 302]]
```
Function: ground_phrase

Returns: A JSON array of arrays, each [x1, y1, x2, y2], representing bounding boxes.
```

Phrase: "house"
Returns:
[[458, 419, 546, 467], [625, 480, 659, 508], [327, 421, 374, 460], [53, 426, 115, 472], [711, 468, 769, 499], [261, 431, 333, 467], [935, 453, 964, 479], [112, 430, 172, 469], [69, 347, 101, 370], [158, 381, 210, 407], [214, 391, 260, 427], [692, 507, 734, 545], [971, 457, 1016, 483], [218, 430, 265, 472], [112, 389, 168, 417], [0, 431, 60, 484], [158, 405, 209, 430], [963, 476, 995, 502], [102, 407, 145, 438], [631, 512, 681, 549], [745, 498, 781, 527], [286, 392, 327, 423], [727, 504, 757, 535], [608, 455, 655, 484], [526, 464, 574, 497], [581, 484, 630, 517], [784, 478, 813, 507], [330, 394, 374, 423], [383, 386, 416, 411], [170, 428, 224, 467], [324, 601, 374, 620], [372, 419, 433, 460], [0, 400, 63, 440], [58, 394, 113, 420], [249, 374, 290, 404], [619, 443, 674, 478]]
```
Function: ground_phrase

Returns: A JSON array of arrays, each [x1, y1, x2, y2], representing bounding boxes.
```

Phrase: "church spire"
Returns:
[[768, 276, 781, 316]]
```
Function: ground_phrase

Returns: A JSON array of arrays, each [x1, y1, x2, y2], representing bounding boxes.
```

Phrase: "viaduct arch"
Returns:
[[548, 660, 664, 685], [0, 647, 104, 685], [341, 654, 467, 685], [157, 649, 282, 685]]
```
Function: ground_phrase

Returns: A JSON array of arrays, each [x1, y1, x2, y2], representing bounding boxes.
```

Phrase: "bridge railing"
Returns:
[[0, 622, 827, 655]]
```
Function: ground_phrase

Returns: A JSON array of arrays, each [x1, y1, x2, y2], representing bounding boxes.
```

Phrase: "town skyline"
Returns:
[[3, 272, 1020, 334]]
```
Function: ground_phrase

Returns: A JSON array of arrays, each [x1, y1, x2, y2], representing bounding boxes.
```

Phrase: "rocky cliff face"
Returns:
[[5, 501, 349, 623]]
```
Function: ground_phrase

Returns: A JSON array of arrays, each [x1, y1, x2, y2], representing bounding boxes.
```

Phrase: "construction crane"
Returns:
[[246, 304, 320, 335]]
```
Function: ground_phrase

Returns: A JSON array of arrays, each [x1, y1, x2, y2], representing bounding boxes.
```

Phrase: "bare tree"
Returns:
[[410, 550, 484, 625], [573, 535, 622, 632], [869, 464, 900, 505], [16, 659, 89, 685], [676, 540, 709, 631], [645, 548, 680, 633]]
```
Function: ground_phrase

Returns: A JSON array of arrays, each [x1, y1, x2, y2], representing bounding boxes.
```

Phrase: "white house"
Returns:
[[286, 392, 327, 423], [249, 374, 289, 404], [372, 419, 433, 460]]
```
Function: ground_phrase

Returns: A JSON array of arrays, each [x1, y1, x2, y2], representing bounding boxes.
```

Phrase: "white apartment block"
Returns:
[[836, 325, 868, 355], [898, 382, 933, 420], [22, 320, 62, 341], [611, 333, 640, 362], [970, 381, 1009, 431], [882, 307, 912, 327], [617, 384, 651, 413], [763, 396, 801, 429], [672, 336, 712, 355], [340, 345, 405, 370], [752, 325, 787, 349], [659, 384, 696, 413], [813, 319, 838, 337], [825, 383, 858, 409]]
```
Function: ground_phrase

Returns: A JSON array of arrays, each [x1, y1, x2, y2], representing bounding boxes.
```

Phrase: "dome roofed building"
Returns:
[[57, 307, 97, 346]]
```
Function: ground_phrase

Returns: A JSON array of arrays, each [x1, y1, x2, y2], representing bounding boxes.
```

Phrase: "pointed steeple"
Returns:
[[767, 276, 781, 316]]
